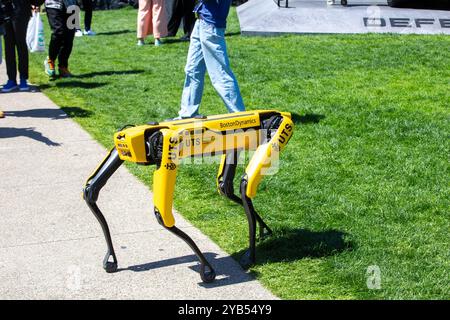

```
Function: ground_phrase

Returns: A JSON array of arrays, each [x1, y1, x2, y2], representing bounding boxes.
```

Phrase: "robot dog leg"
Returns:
[[216, 114, 293, 268], [217, 151, 241, 205], [217, 151, 273, 248], [239, 114, 294, 267], [83, 148, 123, 273], [151, 129, 216, 283]]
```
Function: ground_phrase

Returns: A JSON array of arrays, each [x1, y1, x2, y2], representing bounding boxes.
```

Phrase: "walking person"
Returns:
[[137, 0, 167, 46], [177, 0, 245, 119], [167, 0, 195, 41], [1, 0, 33, 92], [75, 0, 96, 37], [43, 0, 77, 78]]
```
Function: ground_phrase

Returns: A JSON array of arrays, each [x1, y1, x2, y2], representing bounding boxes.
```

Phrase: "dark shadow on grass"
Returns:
[[39, 81, 107, 90], [95, 29, 135, 36], [61, 106, 93, 118], [0, 127, 61, 146], [119, 252, 255, 288], [4, 107, 92, 119], [225, 31, 241, 37], [57, 81, 107, 89], [161, 38, 191, 44], [291, 112, 325, 125], [73, 70, 145, 79], [232, 228, 354, 266]]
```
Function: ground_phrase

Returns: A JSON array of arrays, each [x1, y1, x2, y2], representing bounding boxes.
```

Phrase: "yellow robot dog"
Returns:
[[83, 110, 294, 283]]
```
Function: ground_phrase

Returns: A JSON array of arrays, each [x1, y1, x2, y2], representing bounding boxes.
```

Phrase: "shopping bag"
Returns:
[[26, 12, 45, 53]]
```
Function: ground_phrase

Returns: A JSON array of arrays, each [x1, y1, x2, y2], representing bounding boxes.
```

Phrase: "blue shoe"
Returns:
[[19, 79, 30, 92], [2, 80, 18, 93]]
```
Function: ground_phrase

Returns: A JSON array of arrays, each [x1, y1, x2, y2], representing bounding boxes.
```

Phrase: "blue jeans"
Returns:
[[179, 19, 245, 118]]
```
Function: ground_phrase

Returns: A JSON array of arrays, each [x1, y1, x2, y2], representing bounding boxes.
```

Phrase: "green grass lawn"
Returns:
[[28, 7, 449, 299]]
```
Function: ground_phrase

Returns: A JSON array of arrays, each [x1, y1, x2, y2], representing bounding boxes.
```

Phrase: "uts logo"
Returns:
[[364, 17, 450, 28], [278, 123, 293, 145]]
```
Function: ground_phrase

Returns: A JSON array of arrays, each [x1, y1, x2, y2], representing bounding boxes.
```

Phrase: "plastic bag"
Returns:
[[26, 12, 45, 53]]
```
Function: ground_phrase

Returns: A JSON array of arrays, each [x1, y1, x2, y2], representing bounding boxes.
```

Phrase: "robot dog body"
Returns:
[[83, 110, 294, 283]]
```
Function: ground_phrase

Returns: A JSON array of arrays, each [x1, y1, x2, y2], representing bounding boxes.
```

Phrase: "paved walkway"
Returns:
[[0, 64, 275, 299]]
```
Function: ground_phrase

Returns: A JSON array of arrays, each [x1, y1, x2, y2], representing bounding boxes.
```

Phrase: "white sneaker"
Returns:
[[75, 30, 83, 37], [84, 30, 96, 36], [137, 39, 145, 46]]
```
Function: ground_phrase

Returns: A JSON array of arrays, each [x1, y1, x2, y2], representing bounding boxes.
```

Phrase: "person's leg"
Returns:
[[167, 0, 182, 37], [199, 20, 245, 113], [179, 20, 206, 118], [82, 0, 93, 31], [46, 8, 65, 62], [3, 21, 17, 82], [182, 0, 196, 37], [44, 8, 64, 77], [13, 16, 30, 82], [137, 0, 152, 41], [152, 0, 168, 40], [58, 13, 76, 70]]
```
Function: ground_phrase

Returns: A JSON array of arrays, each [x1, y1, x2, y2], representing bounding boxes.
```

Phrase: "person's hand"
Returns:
[[31, 5, 40, 13]]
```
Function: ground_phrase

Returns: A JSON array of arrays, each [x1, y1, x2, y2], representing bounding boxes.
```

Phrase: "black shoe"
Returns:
[[180, 34, 190, 41]]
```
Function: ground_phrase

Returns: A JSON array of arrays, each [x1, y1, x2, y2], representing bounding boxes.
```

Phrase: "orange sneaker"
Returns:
[[44, 57, 56, 78], [58, 67, 73, 78]]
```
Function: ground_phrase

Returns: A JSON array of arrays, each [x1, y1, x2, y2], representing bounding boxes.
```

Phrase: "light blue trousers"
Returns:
[[179, 19, 245, 118]]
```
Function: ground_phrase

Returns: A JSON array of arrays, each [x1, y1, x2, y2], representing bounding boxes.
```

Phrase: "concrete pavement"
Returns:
[[238, 0, 450, 35], [0, 63, 276, 299]]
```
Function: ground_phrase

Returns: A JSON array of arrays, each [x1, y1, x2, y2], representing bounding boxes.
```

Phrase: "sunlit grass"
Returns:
[[28, 6, 450, 299]]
